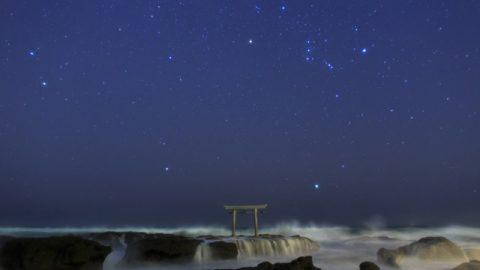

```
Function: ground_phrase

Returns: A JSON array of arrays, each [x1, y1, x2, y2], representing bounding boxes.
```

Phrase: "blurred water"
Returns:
[[1, 223, 480, 270]]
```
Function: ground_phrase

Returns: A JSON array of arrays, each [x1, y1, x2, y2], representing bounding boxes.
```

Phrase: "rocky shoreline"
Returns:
[[0, 232, 318, 270], [1, 232, 479, 270]]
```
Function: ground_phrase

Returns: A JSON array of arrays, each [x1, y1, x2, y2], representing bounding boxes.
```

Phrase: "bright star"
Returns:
[[324, 61, 334, 70], [314, 184, 320, 190], [28, 51, 35, 57], [335, 93, 340, 98], [361, 48, 367, 54], [164, 167, 170, 172], [168, 55, 174, 61], [248, 39, 253, 44], [280, 5, 287, 11], [41, 81, 47, 87]]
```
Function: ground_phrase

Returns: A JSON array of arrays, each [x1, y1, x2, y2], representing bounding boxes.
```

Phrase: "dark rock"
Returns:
[[359, 261, 380, 270], [120, 233, 317, 265], [121, 234, 201, 264], [377, 236, 467, 267], [216, 256, 321, 270], [377, 248, 400, 267], [452, 260, 480, 270], [0, 236, 14, 247], [207, 241, 238, 260], [0, 236, 111, 270], [84, 231, 149, 246]]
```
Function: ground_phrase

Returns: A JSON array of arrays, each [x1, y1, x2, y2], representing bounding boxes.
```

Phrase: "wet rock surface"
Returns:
[[206, 241, 238, 260], [216, 256, 321, 270], [452, 260, 480, 270], [121, 234, 201, 264], [0, 236, 14, 247], [0, 235, 111, 270], [0, 232, 319, 268], [377, 236, 467, 267], [118, 233, 317, 264], [359, 261, 380, 270]]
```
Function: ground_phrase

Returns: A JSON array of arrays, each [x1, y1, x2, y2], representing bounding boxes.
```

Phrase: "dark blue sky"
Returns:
[[1, 0, 479, 227]]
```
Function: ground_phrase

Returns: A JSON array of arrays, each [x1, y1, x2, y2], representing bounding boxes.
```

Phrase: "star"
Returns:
[[324, 61, 334, 70], [314, 184, 320, 190], [248, 39, 253, 45], [164, 167, 170, 172], [40, 81, 47, 87], [168, 55, 174, 61], [361, 48, 367, 54], [280, 5, 287, 12], [28, 50, 35, 57]]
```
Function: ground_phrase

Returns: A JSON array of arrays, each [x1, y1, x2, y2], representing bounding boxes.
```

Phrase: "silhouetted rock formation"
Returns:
[[121, 234, 202, 264], [0, 232, 319, 268], [85, 231, 153, 246], [216, 256, 321, 270], [0, 236, 14, 247], [0, 236, 111, 270], [377, 236, 467, 267], [452, 260, 480, 270], [206, 241, 239, 259], [359, 261, 380, 270], [98, 232, 318, 265]]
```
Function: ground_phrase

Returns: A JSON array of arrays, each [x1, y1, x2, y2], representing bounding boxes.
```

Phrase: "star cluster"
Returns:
[[0, 0, 479, 226]]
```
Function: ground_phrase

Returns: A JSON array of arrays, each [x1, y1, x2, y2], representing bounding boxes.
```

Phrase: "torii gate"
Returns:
[[224, 204, 267, 237]]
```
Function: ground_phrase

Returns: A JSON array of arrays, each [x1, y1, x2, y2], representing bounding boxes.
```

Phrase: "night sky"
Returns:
[[1, 1, 479, 228]]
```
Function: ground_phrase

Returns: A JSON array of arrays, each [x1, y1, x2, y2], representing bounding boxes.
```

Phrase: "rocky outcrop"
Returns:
[[121, 234, 201, 264], [118, 233, 318, 265], [216, 256, 321, 270], [206, 241, 238, 260], [359, 261, 380, 270], [0, 236, 14, 247], [0, 232, 319, 268], [452, 260, 480, 270], [0, 236, 111, 270], [377, 236, 467, 267]]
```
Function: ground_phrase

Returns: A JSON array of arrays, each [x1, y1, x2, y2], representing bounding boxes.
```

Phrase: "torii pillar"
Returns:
[[224, 204, 267, 237]]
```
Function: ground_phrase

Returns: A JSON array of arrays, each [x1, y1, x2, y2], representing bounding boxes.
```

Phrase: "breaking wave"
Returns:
[[193, 235, 318, 263]]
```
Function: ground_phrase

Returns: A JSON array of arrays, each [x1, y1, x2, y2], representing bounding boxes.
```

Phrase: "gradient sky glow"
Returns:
[[1, 1, 479, 227]]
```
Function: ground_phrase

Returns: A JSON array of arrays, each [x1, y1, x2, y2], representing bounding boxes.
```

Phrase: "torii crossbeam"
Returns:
[[224, 204, 267, 237]]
